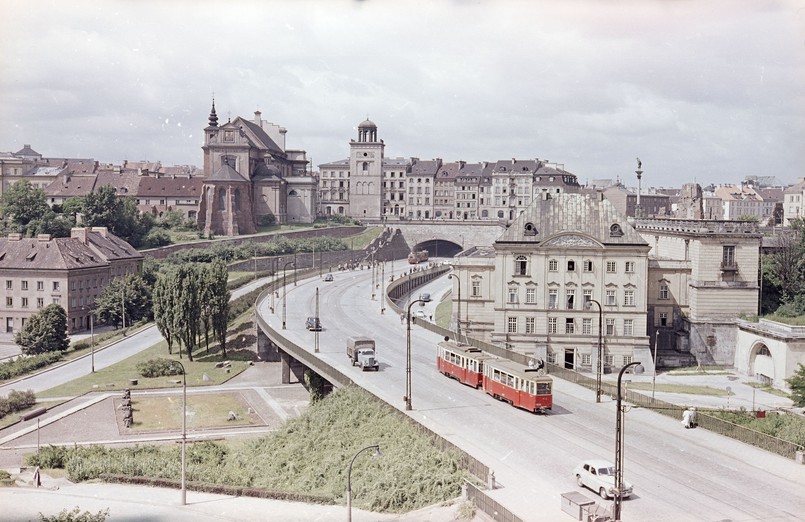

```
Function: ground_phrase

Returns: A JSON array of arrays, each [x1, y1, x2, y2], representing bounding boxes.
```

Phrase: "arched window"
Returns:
[[288, 190, 298, 196], [497, 210, 505, 218], [524, 222, 538, 236], [514, 255, 528, 276], [362, 162, 369, 171], [217, 188, 226, 210], [233, 188, 241, 211]]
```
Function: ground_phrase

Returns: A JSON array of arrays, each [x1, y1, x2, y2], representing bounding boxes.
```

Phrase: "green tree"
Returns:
[[14, 304, 69, 355], [94, 274, 152, 328], [764, 223, 805, 308], [27, 210, 72, 238], [153, 267, 179, 355], [175, 264, 202, 361], [0, 181, 50, 229], [81, 185, 153, 247], [208, 260, 231, 358], [785, 363, 805, 407]]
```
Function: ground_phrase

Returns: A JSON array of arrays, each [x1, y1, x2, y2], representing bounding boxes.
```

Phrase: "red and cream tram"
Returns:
[[437, 341, 489, 388], [436, 340, 552, 413], [482, 358, 552, 413]]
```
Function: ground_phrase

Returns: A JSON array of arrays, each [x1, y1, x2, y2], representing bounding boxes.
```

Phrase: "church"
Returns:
[[196, 100, 316, 236]]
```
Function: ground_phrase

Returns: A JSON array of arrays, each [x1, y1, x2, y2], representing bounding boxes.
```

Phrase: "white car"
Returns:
[[573, 460, 633, 500], [414, 309, 427, 319]]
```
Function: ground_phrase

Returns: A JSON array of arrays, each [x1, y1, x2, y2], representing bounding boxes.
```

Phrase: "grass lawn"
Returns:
[[627, 382, 732, 396], [128, 392, 256, 431], [38, 341, 255, 399], [345, 227, 382, 250], [435, 299, 452, 330], [745, 381, 791, 399]]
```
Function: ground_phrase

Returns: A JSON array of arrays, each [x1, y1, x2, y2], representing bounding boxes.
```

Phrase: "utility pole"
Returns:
[[314, 287, 320, 353]]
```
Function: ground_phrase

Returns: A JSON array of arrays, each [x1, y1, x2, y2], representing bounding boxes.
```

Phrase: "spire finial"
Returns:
[[208, 94, 219, 127]]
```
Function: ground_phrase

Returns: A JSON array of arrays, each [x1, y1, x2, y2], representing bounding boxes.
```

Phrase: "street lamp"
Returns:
[[652, 330, 659, 400], [448, 273, 462, 343], [282, 261, 294, 329], [614, 361, 643, 521], [405, 299, 426, 410], [90, 312, 95, 373], [170, 359, 187, 506], [347, 444, 381, 522], [585, 299, 603, 403]]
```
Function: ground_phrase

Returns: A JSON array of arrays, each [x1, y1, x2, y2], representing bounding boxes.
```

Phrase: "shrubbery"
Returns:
[[135, 358, 184, 378], [0, 352, 63, 380], [710, 408, 805, 447], [38, 507, 109, 522], [0, 389, 37, 419]]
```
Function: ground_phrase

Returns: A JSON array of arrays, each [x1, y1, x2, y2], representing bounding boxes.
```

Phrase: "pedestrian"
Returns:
[[690, 407, 697, 428], [400, 313, 405, 324], [681, 408, 693, 429], [33, 466, 41, 488]]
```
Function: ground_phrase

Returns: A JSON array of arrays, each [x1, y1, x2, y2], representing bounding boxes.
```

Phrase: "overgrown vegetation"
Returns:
[[26, 386, 465, 513], [786, 363, 805, 406], [135, 358, 184, 378], [708, 408, 805, 447], [164, 236, 348, 265], [0, 390, 36, 420]]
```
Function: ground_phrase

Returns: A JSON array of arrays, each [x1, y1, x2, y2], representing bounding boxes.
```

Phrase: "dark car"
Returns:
[[420, 292, 431, 303], [305, 316, 322, 331], [324, 273, 334, 282]]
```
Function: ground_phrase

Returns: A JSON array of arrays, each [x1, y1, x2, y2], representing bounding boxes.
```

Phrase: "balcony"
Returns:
[[720, 261, 738, 272]]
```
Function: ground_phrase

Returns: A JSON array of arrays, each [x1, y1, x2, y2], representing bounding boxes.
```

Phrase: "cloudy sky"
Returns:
[[1, 0, 803, 187]]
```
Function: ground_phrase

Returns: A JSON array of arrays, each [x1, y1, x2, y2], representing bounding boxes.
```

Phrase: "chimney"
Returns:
[[8, 233, 22, 241], [71, 227, 89, 244], [91, 227, 108, 238], [254, 110, 262, 127], [37, 234, 52, 242]]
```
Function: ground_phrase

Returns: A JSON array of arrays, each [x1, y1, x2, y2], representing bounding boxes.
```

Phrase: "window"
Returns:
[[21, 281, 28, 291], [605, 354, 614, 366], [581, 353, 591, 366], [583, 260, 593, 272], [625, 261, 635, 273], [624, 290, 635, 306], [548, 289, 558, 309], [606, 290, 616, 306], [624, 319, 633, 336], [659, 312, 668, 327], [508, 287, 518, 304], [37, 281, 44, 291], [5, 297, 11, 307], [566, 290, 575, 310], [52, 297, 60, 305], [525, 317, 535, 334], [548, 317, 557, 334], [582, 318, 592, 335], [548, 259, 558, 271], [565, 318, 575, 334], [37, 297, 43, 309], [659, 285, 669, 300], [567, 260, 575, 272], [5, 280, 10, 290], [606, 318, 615, 335], [514, 255, 527, 275], [53, 282, 60, 292], [471, 280, 481, 297], [723, 245, 736, 265], [623, 355, 633, 366], [526, 287, 536, 304], [583, 289, 592, 305], [21, 297, 28, 308], [606, 261, 616, 273], [507, 316, 518, 333]]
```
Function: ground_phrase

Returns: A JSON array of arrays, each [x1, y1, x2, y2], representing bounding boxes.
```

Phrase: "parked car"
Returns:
[[305, 316, 322, 331], [324, 273, 334, 282], [414, 309, 427, 319], [419, 292, 431, 303], [573, 460, 633, 500]]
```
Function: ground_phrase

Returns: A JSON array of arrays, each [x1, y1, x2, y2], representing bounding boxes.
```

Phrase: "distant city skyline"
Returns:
[[1, 0, 803, 188]]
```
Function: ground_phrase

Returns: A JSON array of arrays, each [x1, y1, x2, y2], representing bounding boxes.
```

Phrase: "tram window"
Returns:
[[537, 383, 550, 395]]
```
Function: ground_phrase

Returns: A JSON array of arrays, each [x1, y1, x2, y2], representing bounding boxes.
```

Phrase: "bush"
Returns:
[[142, 228, 172, 248], [38, 507, 109, 522], [136, 358, 184, 378], [26, 445, 71, 469], [0, 352, 63, 380], [0, 390, 36, 419]]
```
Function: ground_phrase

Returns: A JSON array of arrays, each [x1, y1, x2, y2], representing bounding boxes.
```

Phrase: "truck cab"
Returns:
[[346, 336, 379, 371]]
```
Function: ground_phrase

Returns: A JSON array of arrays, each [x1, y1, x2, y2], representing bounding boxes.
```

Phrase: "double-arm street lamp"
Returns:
[[405, 299, 426, 411], [448, 273, 462, 343], [585, 299, 603, 403], [170, 359, 187, 506], [347, 444, 381, 522], [614, 361, 643, 521], [282, 261, 294, 329]]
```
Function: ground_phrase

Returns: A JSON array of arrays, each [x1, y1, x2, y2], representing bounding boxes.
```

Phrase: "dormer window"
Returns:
[[610, 224, 624, 237], [523, 222, 538, 236]]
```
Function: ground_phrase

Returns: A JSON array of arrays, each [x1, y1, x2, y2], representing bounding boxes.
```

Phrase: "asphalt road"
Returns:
[[259, 261, 805, 522]]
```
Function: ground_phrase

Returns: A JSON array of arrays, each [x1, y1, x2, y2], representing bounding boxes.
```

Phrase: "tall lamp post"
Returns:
[[448, 273, 462, 343], [614, 361, 643, 521], [585, 299, 603, 403], [90, 312, 95, 373], [347, 444, 381, 522], [170, 359, 187, 506], [405, 299, 426, 410], [282, 261, 294, 329]]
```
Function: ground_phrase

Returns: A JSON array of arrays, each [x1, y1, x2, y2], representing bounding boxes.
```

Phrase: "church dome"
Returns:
[[358, 119, 377, 129]]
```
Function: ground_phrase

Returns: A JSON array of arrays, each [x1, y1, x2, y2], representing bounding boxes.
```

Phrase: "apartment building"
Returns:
[[0, 227, 143, 334]]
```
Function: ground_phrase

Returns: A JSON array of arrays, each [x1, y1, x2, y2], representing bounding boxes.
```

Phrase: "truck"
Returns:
[[346, 336, 379, 371]]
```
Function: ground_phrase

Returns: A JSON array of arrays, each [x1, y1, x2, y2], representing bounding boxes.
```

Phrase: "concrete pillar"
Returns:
[[280, 351, 291, 384], [255, 326, 279, 362]]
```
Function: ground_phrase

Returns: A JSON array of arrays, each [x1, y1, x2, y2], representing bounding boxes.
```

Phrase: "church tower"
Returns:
[[348, 119, 385, 220]]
